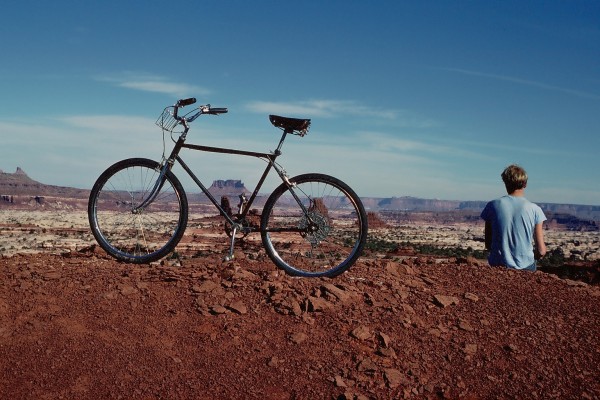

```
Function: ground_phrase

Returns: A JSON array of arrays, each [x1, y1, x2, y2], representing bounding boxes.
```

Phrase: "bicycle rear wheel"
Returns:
[[88, 158, 188, 263], [260, 173, 368, 277]]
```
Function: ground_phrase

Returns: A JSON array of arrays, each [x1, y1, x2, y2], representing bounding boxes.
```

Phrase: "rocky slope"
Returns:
[[1, 232, 599, 399]]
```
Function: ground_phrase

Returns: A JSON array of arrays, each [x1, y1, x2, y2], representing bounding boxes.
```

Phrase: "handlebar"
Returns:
[[157, 99, 227, 133], [206, 107, 228, 115], [172, 98, 228, 123], [176, 97, 197, 107]]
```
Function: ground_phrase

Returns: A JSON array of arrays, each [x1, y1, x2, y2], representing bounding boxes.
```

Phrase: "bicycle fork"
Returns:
[[132, 164, 170, 213]]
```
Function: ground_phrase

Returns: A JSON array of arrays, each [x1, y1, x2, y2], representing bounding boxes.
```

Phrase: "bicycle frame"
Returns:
[[151, 118, 305, 235]]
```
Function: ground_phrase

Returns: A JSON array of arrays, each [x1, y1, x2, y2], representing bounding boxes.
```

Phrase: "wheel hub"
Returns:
[[299, 211, 330, 244]]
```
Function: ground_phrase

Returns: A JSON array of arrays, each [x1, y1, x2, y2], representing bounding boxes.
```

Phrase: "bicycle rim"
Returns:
[[88, 158, 188, 263], [261, 174, 367, 277]]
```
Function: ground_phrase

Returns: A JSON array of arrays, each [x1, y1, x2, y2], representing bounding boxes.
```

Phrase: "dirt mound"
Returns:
[[1, 246, 598, 399]]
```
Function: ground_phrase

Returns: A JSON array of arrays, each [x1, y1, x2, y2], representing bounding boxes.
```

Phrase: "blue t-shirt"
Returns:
[[480, 195, 546, 270]]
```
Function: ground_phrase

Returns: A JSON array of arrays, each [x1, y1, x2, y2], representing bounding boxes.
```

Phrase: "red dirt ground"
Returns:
[[1, 240, 599, 399]]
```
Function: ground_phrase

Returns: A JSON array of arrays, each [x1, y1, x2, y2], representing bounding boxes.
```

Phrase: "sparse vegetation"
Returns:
[[408, 243, 487, 259], [364, 236, 488, 259], [364, 237, 398, 253], [538, 248, 567, 268]]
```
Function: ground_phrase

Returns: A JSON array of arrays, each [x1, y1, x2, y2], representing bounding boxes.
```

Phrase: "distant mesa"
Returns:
[[373, 196, 467, 212], [208, 179, 248, 196], [0, 167, 38, 184], [185, 180, 251, 206], [0, 167, 89, 201], [0, 168, 598, 228]]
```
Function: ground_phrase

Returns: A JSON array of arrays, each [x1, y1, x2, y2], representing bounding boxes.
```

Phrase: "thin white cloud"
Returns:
[[439, 68, 600, 100], [437, 136, 562, 157], [389, 111, 439, 129], [246, 99, 399, 119], [96, 73, 210, 97], [357, 131, 488, 161], [60, 115, 154, 133]]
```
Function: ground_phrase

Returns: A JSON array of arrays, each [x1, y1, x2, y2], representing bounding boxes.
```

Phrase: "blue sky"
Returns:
[[1, 1, 599, 205]]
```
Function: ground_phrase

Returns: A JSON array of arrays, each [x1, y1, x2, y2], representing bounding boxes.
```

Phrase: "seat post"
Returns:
[[274, 130, 289, 154]]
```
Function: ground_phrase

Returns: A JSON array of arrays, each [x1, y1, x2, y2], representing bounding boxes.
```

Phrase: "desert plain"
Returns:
[[1, 209, 598, 263]]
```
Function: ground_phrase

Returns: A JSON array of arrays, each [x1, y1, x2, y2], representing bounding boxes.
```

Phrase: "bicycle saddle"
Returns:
[[269, 115, 311, 135]]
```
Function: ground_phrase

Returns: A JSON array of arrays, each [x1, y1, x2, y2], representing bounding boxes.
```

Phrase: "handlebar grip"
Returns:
[[177, 98, 197, 107], [209, 108, 228, 114]]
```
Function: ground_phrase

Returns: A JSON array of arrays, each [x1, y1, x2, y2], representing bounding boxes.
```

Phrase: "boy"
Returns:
[[480, 164, 547, 271]]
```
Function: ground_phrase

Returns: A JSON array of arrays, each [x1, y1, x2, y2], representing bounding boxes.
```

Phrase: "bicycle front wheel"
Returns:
[[261, 173, 368, 277], [88, 158, 188, 263]]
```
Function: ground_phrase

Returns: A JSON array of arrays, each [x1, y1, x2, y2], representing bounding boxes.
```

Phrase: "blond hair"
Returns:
[[501, 164, 528, 193]]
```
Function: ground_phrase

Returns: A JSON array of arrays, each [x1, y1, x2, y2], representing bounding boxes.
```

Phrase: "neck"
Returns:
[[509, 188, 526, 197]]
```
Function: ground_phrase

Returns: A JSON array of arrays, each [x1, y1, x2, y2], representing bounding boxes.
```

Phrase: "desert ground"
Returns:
[[1, 210, 598, 262], [0, 209, 599, 399]]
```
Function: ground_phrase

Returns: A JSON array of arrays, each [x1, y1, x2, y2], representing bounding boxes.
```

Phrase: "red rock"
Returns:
[[290, 332, 307, 344], [433, 294, 460, 307], [229, 300, 247, 314], [350, 325, 371, 341]]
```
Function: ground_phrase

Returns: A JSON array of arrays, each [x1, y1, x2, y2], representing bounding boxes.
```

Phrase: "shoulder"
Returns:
[[524, 199, 547, 220], [480, 197, 502, 219], [486, 196, 511, 209], [488, 196, 508, 204], [523, 198, 542, 211]]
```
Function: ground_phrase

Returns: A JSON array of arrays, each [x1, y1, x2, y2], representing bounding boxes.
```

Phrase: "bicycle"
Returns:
[[88, 98, 368, 277]]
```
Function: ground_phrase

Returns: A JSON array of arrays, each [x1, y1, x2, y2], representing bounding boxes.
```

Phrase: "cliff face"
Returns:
[[376, 196, 460, 212], [366, 196, 600, 223], [540, 203, 600, 220]]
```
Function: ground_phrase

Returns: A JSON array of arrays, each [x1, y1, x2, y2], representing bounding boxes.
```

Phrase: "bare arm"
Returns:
[[484, 221, 492, 250], [534, 222, 547, 259]]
